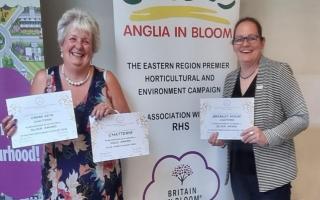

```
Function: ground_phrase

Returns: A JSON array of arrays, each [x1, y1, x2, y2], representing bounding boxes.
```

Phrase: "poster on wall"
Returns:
[[0, 0, 44, 199], [113, 0, 239, 199]]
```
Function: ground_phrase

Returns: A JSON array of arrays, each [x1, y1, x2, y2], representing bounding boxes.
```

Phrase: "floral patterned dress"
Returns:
[[42, 66, 123, 200]]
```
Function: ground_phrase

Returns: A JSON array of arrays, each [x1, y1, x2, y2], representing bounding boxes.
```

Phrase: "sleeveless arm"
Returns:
[[31, 69, 47, 95], [104, 71, 130, 113]]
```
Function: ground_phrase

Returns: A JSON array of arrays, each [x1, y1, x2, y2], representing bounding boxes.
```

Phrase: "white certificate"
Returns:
[[200, 98, 254, 140], [6, 91, 78, 148], [90, 112, 149, 163]]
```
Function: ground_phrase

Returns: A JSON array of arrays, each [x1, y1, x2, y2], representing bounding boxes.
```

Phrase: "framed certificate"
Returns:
[[90, 112, 150, 163], [200, 98, 254, 140], [6, 91, 78, 148]]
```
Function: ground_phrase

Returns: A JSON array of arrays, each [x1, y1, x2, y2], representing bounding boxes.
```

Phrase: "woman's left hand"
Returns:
[[241, 126, 268, 146], [91, 102, 114, 120]]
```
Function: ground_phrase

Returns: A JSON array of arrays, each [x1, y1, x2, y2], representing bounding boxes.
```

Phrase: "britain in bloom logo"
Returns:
[[143, 151, 220, 200]]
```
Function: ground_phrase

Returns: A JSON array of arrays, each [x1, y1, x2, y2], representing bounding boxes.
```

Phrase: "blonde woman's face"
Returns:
[[61, 27, 93, 68]]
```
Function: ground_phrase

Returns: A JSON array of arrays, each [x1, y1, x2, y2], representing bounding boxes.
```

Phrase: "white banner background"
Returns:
[[113, 1, 239, 199]]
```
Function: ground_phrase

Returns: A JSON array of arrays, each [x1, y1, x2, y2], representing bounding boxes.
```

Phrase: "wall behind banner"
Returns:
[[240, 0, 320, 199], [41, 0, 320, 199], [40, 0, 116, 71]]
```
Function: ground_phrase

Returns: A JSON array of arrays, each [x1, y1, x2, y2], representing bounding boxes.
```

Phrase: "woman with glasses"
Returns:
[[208, 17, 309, 200]]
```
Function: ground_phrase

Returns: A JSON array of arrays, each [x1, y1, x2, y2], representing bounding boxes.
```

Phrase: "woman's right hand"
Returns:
[[91, 102, 115, 120], [208, 132, 225, 147], [1, 115, 17, 137]]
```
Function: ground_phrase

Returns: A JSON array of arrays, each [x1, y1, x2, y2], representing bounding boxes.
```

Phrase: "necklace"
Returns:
[[61, 64, 91, 86], [240, 67, 258, 79]]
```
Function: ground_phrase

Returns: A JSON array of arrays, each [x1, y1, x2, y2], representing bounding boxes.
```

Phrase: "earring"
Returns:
[[60, 50, 63, 58]]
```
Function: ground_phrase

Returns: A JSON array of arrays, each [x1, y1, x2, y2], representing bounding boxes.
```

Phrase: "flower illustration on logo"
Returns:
[[172, 164, 193, 185], [143, 151, 220, 200]]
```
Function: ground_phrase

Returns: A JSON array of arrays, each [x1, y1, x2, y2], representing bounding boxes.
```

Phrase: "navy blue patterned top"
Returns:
[[41, 66, 123, 200]]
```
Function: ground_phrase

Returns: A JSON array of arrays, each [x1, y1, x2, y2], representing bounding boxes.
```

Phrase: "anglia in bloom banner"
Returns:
[[113, 0, 239, 199], [0, 0, 44, 199]]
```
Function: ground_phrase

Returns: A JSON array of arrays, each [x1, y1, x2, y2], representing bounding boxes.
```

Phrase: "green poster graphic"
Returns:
[[0, 1, 44, 199], [0, 2, 44, 81]]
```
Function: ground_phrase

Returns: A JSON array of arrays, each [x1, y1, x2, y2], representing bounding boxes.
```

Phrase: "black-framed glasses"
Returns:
[[232, 34, 261, 45]]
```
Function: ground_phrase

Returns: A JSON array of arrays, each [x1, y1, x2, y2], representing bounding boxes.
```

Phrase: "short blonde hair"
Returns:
[[57, 8, 100, 53]]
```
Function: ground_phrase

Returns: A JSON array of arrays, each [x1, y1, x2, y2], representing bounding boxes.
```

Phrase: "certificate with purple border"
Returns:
[[200, 98, 254, 140]]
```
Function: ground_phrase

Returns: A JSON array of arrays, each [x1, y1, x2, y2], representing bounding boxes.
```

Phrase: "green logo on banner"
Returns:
[[123, 0, 236, 10], [123, 0, 141, 5]]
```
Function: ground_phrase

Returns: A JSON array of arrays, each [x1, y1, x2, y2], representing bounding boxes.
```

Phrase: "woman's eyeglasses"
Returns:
[[232, 35, 261, 45]]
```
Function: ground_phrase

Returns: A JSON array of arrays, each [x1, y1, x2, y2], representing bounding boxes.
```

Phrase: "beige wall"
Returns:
[[40, 0, 115, 70], [240, 0, 320, 199]]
